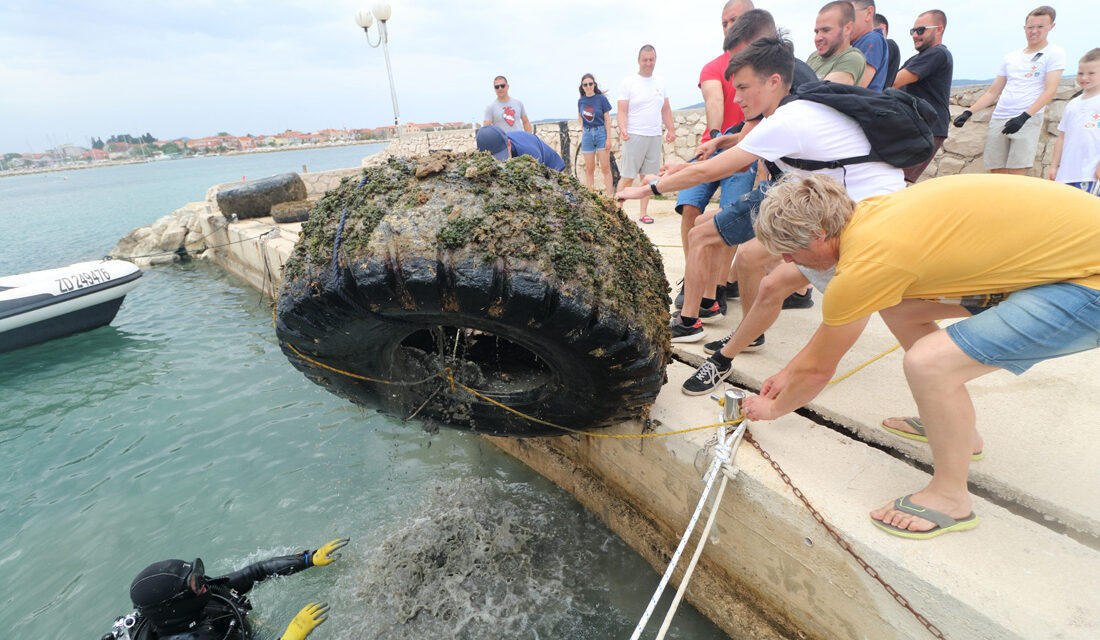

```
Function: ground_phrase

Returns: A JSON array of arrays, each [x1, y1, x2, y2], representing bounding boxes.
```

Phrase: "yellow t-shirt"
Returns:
[[823, 174, 1100, 326]]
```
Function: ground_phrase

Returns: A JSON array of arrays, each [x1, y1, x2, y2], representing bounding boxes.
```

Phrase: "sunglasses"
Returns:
[[494, 83, 507, 89], [909, 25, 941, 35], [582, 82, 594, 87]]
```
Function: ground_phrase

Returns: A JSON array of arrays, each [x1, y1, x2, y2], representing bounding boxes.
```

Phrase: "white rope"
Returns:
[[629, 419, 746, 640]]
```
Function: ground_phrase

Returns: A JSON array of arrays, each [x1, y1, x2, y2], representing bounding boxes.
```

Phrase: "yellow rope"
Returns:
[[827, 343, 902, 385]]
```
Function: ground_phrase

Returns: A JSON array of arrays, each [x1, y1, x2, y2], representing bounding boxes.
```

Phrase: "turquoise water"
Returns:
[[0, 147, 724, 639]]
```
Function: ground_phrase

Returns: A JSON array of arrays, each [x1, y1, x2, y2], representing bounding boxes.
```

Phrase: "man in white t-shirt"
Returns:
[[617, 45, 676, 223], [616, 37, 904, 392], [952, 5, 1065, 175]]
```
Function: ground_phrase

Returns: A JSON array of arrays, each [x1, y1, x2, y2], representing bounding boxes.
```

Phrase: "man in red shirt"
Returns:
[[672, 0, 755, 318]]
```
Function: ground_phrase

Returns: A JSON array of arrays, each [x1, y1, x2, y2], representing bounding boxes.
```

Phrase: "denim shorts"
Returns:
[[581, 127, 607, 153], [675, 159, 756, 214], [1066, 181, 1100, 197], [713, 179, 772, 246], [946, 282, 1100, 375]]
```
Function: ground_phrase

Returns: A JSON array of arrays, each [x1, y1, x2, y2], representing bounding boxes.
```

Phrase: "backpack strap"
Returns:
[[778, 154, 876, 171]]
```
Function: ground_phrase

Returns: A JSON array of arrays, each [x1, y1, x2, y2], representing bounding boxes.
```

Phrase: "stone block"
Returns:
[[942, 123, 987, 157], [271, 199, 314, 224], [937, 155, 966, 176], [961, 157, 986, 174]]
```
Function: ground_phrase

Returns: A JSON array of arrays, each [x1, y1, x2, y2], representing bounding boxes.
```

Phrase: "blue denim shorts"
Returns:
[[1066, 181, 1100, 197], [713, 179, 772, 246], [675, 158, 756, 214], [946, 282, 1100, 374], [581, 127, 607, 153]]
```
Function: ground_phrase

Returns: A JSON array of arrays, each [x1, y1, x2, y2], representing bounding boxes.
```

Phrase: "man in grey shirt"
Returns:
[[483, 75, 531, 133]]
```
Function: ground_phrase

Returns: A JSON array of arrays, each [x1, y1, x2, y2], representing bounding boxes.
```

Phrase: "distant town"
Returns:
[[0, 121, 473, 173]]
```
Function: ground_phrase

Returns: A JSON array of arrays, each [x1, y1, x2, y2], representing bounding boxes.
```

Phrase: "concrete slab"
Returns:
[[633, 199, 1100, 541]]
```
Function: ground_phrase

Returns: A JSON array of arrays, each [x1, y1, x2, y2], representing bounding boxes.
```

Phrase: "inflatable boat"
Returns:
[[0, 259, 142, 353]]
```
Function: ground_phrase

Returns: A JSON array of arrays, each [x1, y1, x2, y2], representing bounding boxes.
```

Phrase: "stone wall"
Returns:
[[366, 79, 1080, 183]]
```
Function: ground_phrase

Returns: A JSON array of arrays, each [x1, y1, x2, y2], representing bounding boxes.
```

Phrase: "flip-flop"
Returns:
[[881, 417, 984, 461], [871, 494, 980, 540], [639, 215, 655, 224]]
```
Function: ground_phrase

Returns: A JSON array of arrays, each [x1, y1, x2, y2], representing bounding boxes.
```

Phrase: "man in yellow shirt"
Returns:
[[741, 173, 1100, 539]]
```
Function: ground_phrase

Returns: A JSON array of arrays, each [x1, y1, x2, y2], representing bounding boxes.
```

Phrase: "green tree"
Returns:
[[159, 142, 182, 154], [217, 131, 230, 137]]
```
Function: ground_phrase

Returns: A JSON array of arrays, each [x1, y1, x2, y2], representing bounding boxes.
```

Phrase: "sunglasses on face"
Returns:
[[909, 25, 940, 35], [494, 83, 507, 89], [582, 82, 594, 87]]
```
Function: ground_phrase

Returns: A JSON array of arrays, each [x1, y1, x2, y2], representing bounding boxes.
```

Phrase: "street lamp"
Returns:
[[356, 3, 401, 138]]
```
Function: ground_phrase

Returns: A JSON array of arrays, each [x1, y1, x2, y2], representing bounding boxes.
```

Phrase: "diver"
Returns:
[[103, 538, 350, 640]]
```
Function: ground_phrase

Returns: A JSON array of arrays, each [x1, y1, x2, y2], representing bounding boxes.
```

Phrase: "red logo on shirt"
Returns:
[[502, 107, 516, 127], [582, 105, 595, 122]]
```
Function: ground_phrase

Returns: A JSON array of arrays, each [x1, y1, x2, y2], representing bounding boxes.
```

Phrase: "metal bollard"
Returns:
[[711, 388, 749, 424]]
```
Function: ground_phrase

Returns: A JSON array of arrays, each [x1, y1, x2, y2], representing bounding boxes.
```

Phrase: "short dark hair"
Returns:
[[820, 1, 855, 25], [494, 75, 508, 84], [873, 13, 888, 30], [723, 8, 777, 52], [638, 44, 656, 58], [1029, 5, 1055, 21], [725, 36, 795, 86], [851, 0, 875, 10], [920, 9, 947, 29]]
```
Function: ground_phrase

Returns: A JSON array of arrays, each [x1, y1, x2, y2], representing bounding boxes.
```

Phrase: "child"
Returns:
[[1049, 48, 1100, 195]]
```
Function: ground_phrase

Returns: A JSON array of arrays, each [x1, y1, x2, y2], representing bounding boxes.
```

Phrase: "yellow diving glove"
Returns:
[[308, 538, 350, 567], [280, 602, 329, 640]]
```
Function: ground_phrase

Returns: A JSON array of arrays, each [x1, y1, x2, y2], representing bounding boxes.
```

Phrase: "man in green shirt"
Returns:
[[806, 0, 866, 85]]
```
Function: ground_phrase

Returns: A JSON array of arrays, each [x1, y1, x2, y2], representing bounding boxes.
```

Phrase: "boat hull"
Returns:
[[0, 260, 141, 354]]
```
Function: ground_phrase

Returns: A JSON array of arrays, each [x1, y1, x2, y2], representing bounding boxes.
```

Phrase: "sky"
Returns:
[[0, 0, 1095, 154]]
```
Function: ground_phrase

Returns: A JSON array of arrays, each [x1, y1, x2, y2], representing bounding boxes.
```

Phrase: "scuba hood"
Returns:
[[129, 558, 212, 634]]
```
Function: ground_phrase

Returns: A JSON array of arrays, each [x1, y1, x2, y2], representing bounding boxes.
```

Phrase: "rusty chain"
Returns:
[[743, 431, 947, 640]]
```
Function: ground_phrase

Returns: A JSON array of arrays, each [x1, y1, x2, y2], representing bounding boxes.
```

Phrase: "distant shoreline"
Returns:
[[0, 140, 389, 179]]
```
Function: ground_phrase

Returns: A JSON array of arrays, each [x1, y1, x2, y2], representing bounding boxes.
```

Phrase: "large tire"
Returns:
[[276, 152, 669, 437], [216, 173, 307, 219]]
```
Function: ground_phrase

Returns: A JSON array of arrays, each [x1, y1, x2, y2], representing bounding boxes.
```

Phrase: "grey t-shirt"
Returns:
[[484, 98, 528, 132]]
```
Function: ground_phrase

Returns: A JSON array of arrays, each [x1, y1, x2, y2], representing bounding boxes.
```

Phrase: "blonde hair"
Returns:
[[1082, 48, 1100, 64], [754, 174, 855, 254]]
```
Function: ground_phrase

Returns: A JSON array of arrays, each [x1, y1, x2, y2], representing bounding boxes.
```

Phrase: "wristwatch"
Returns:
[[649, 178, 661, 196], [709, 128, 721, 140]]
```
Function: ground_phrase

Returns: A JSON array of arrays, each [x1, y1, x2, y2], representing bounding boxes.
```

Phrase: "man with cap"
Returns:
[[475, 124, 565, 171], [111, 537, 349, 640]]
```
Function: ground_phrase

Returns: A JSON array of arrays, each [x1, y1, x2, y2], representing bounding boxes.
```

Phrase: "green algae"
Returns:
[[281, 151, 670, 346]]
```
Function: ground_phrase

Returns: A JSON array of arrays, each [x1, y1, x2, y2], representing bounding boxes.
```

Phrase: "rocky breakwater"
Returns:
[[110, 169, 361, 267]]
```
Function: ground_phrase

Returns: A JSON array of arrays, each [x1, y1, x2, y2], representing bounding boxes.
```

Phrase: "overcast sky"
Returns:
[[0, 1, 1094, 154]]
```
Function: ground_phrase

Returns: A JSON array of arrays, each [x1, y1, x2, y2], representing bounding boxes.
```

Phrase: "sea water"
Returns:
[[0, 147, 726, 639]]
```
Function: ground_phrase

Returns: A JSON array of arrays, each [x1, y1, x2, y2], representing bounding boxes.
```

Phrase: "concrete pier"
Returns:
[[181, 175, 1099, 640]]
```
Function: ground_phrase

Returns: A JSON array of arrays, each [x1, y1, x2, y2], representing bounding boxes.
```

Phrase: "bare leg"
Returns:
[[680, 205, 701, 260], [597, 149, 614, 198], [870, 330, 999, 532], [734, 238, 781, 319], [877, 299, 983, 454], [637, 173, 651, 218], [583, 152, 596, 190], [707, 244, 736, 301], [992, 167, 1029, 176], [681, 213, 726, 318], [720, 263, 808, 358]]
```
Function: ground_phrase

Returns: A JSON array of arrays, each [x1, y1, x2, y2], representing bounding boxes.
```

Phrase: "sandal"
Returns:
[[639, 214, 654, 224]]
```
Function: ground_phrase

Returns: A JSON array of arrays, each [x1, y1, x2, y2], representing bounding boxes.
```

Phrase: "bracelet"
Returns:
[[649, 178, 661, 196]]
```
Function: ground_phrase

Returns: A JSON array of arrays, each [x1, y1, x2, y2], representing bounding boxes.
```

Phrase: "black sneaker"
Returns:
[[669, 316, 704, 343], [682, 357, 733, 396], [743, 334, 765, 352], [697, 301, 725, 323], [673, 279, 685, 310], [726, 281, 740, 299], [703, 333, 731, 356], [705, 333, 764, 355], [715, 284, 728, 316], [782, 289, 813, 309]]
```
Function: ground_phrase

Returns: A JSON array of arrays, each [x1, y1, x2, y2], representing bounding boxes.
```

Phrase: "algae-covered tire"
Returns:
[[276, 152, 670, 437]]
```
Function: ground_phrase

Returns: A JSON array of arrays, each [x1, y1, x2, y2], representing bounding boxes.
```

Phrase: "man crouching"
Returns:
[[741, 173, 1100, 539]]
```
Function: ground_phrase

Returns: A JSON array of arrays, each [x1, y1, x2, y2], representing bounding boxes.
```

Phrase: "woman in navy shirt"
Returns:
[[577, 73, 614, 197]]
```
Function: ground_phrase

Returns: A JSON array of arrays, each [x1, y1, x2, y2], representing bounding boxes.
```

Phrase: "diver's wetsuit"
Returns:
[[130, 553, 311, 640]]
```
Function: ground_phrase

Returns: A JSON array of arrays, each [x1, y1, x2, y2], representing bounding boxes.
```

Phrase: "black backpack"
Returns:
[[776, 81, 938, 171]]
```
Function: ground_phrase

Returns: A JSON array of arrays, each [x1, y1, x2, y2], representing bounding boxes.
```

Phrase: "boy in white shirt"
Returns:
[[1049, 48, 1100, 195], [953, 5, 1065, 175]]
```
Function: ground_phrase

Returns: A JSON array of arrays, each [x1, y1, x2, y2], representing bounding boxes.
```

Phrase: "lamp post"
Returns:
[[355, 3, 401, 138]]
